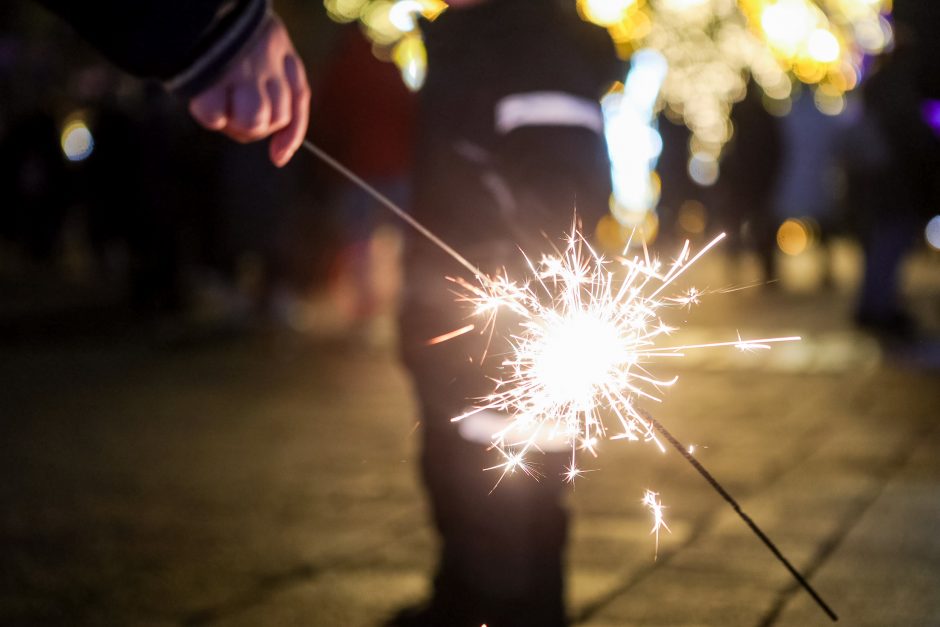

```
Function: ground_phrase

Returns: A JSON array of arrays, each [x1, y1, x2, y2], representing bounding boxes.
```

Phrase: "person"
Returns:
[[841, 3, 940, 337], [394, 1, 620, 625], [717, 84, 784, 284], [36, 0, 310, 167]]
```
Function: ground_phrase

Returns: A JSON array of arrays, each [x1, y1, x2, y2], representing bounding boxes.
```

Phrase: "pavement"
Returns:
[[1, 251, 939, 626]]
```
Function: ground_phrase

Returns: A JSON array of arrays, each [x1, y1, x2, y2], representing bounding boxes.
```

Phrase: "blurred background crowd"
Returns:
[[0, 0, 937, 343]]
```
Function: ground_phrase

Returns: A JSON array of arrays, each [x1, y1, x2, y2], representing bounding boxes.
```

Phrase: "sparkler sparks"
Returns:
[[300, 139, 836, 621], [450, 226, 799, 487], [642, 489, 671, 559]]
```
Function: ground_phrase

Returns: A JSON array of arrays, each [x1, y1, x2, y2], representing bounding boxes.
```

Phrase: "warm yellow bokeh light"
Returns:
[[577, 0, 639, 28], [807, 28, 840, 63], [760, 0, 816, 57], [813, 85, 846, 116], [392, 32, 428, 91], [323, 0, 445, 90], [776, 218, 810, 255], [324, 0, 369, 22], [678, 199, 707, 235], [595, 211, 659, 252], [659, 0, 709, 11], [361, 1, 401, 45], [321, 0, 893, 241]]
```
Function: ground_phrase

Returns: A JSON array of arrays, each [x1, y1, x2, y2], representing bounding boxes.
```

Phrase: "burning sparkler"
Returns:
[[300, 139, 837, 622], [449, 226, 798, 487], [439, 226, 834, 621]]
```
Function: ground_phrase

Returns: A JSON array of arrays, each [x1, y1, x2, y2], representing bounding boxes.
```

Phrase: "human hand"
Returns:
[[188, 14, 310, 167]]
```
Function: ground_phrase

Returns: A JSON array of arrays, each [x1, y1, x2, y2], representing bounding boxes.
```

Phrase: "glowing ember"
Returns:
[[642, 489, 671, 558]]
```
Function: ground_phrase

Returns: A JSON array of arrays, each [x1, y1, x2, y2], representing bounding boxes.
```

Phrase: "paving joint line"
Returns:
[[755, 418, 940, 627], [572, 413, 834, 624], [181, 508, 424, 626]]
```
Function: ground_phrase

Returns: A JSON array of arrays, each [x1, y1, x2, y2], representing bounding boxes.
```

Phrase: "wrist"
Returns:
[[166, 0, 273, 98]]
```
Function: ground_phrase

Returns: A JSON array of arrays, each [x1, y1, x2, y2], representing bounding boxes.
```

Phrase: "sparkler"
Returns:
[[643, 408, 839, 621], [300, 139, 837, 621], [449, 227, 798, 481], [447, 227, 835, 621]]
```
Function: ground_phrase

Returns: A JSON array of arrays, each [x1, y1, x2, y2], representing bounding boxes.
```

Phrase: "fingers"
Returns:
[[226, 81, 271, 142], [269, 54, 310, 167], [266, 77, 290, 133], [189, 88, 228, 130], [186, 15, 309, 165]]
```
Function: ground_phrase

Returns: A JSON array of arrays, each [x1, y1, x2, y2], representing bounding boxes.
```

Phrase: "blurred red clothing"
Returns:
[[314, 26, 416, 181]]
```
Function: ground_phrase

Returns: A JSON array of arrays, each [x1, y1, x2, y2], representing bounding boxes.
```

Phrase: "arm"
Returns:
[[38, 0, 309, 166]]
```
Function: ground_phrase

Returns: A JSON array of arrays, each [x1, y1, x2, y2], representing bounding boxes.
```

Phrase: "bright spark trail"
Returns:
[[300, 138, 837, 622], [642, 489, 670, 560]]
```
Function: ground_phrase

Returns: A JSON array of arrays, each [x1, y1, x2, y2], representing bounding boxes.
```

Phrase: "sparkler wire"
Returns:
[[302, 140, 483, 278], [642, 410, 839, 622], [301, 137, 837, 622]]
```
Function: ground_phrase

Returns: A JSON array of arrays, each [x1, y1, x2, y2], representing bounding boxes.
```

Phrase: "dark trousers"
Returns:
[[399, 277, 569, 627], [399, 127, 611, 626]]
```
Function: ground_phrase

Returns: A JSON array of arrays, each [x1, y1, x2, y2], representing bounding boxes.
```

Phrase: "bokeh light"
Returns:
[[324, 0, 369, 22], [687, 152, 719, 187], [321, 0, 894, 236], [604, 48, 668, 239], [388, 0, 424, 31], [577, 0, 639, 27], [921, 100, 940, 136], [677, 199, 707, 235], [60, 117, 94, 162], [760, 0, 818, 58], [807, 28, 840, 63], [925, 215, 940, 252], [392, 32, 427, 91], [323, 0, 445, 88], [595, 209, 660, 252], [776, 217, 820, 256], [813, 83, 846, 116], [738, 0, 889, 114], [360, 1, 400, 45]]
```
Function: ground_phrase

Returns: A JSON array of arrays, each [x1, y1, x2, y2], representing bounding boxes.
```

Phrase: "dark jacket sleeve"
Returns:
[[36, 0, 270, 97]]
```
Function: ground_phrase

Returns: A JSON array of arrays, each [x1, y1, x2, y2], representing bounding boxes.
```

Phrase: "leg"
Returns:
[[397, 282, 569, 627]]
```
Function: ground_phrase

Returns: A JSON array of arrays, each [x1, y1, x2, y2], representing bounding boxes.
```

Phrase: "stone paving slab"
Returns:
[[774, 422, 940, 627]]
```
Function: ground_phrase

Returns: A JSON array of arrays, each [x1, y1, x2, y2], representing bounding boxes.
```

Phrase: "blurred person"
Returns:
[[655, 115, 706, 246], [393, 1, 620, 625], [773, 90, 855, 289], [35, 0, 310, 167], [841, 3, 940, 337], [312, 25, 415, 330], [717, 86, 784, 284]]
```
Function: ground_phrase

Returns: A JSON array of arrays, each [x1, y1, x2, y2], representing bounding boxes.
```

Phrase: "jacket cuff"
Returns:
[[165, 0, 271, 98]]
